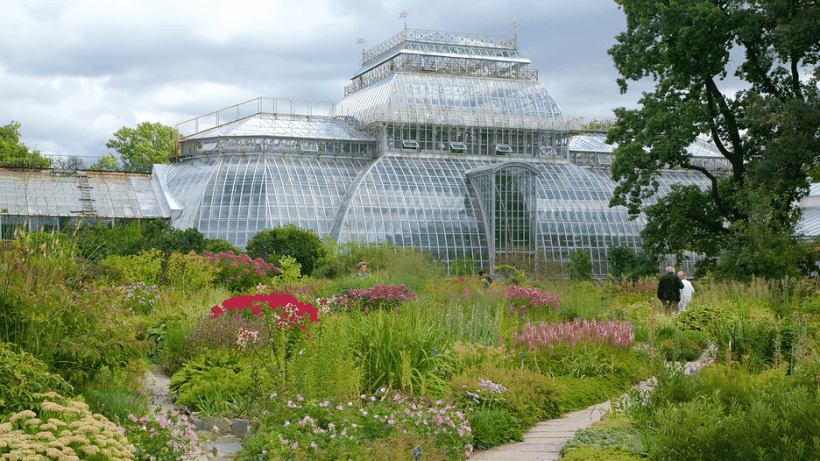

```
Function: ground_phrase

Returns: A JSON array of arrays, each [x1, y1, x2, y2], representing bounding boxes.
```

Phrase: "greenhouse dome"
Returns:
[[0, 28, 749, 278]]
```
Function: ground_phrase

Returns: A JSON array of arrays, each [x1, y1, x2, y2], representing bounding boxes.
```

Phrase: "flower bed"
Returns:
[[243, 389, 473, 460], [317, 284, 418, 313], [515, 318, 635, 350], [504, 284, 561, 316]]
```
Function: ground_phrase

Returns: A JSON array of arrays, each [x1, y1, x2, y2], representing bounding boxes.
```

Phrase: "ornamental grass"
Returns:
[[514, 318, 635, 350]]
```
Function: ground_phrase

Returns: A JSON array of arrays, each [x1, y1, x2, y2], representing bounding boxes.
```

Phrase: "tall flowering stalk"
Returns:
[[514, 318, 635, 350], [317, 284, 418, 313], [504, 284, 560, 316], [210, 294, 321, 386]]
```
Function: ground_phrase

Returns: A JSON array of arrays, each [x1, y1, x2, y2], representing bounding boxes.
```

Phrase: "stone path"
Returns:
[[144, 367, 246, 461], [470, 345, 716, 460]]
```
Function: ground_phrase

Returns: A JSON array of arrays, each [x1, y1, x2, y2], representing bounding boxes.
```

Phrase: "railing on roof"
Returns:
[[175, 97, 336, 139], [563, 115, 618, 133], [362, 29, 517, 66]]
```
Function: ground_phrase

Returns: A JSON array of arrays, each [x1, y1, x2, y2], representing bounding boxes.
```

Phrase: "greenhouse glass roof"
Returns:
[[184, 113, 371, 141], [0, 169, 168, 219], [332, 73, 564, 129]]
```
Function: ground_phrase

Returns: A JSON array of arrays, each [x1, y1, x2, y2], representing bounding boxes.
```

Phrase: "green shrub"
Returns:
[[560, 448, 645, 461], [494, 264, 527, 285], [674, 304, 733, 336], [560, 414, 644, 457], [469, 408, 523, 450], [100, 248, 164, 285], [0, 343, 73, 418], [644, 380, 820, 461], [247, 225, 326, 276], [164, 250, 215, 292], [660, 337, 707, 362], [567, 250, 593, 281], [554, 376, 620, 414]]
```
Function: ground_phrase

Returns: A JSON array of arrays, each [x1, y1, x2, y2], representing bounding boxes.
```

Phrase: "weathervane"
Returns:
[[357, 37, 366, 60], [400, 11, 408, 31], [509, 21, 518, 48]]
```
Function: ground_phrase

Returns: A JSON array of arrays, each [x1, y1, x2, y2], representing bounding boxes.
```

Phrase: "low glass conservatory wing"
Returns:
[[161, 154, 373, 248]]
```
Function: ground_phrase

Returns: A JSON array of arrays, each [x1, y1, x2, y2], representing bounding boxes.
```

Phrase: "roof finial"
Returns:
[[509, 21, 519, 48]]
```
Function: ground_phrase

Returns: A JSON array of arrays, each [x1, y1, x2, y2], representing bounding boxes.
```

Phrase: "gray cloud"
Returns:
[[0, 0, 645, 162]]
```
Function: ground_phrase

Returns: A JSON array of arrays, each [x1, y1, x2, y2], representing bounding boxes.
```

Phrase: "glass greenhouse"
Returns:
[[5, 28, 806, 277]]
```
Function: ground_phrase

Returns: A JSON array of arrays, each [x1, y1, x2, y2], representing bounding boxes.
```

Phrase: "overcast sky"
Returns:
[[1, 0, 651, 163]]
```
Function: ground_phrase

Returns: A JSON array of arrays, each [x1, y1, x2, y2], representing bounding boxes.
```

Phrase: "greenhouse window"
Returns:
[[301, 141, 319, 152], [402, 140, 420, 150], [450, 142, 466, 153], [495, 144, 513, 155]]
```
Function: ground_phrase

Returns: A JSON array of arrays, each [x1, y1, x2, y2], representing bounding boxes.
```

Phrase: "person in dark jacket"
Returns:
[[657, 266, 684, 313]]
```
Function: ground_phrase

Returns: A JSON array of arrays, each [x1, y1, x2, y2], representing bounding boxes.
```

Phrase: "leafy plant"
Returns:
[[356, 310, 454, 396], [169, 350, 269, 413], [469, 408, 522, 450], [0, 343, 73, 418]]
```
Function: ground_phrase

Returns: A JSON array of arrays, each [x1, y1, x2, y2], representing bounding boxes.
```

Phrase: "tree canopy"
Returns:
[[0, 121, 51, 168], [105, 122, 177, 172], [89, 154, 120, 171], [608, 0, 820, 279]]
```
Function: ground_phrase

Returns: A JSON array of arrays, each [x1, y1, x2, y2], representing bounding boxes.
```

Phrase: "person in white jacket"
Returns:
[[678, 271, 695, 311]]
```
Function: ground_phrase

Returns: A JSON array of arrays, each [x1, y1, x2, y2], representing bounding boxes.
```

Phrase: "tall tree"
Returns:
[[106, 122, 177, 172], [608, 0, 820, 278], [0, 121, 51, 168]]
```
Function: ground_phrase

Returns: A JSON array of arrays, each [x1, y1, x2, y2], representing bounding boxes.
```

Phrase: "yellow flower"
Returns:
[[34, 432, 55, 441], [0, 422, 12, 433], [79, 445, 100, 456], [9, 411, 36, 424]]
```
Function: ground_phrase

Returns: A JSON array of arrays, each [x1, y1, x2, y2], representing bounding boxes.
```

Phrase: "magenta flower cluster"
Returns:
[[514, 318, 635, 350], [504, 284, 561, 316], [203, 250, 279, 292], [318, 284, 418, 313]]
